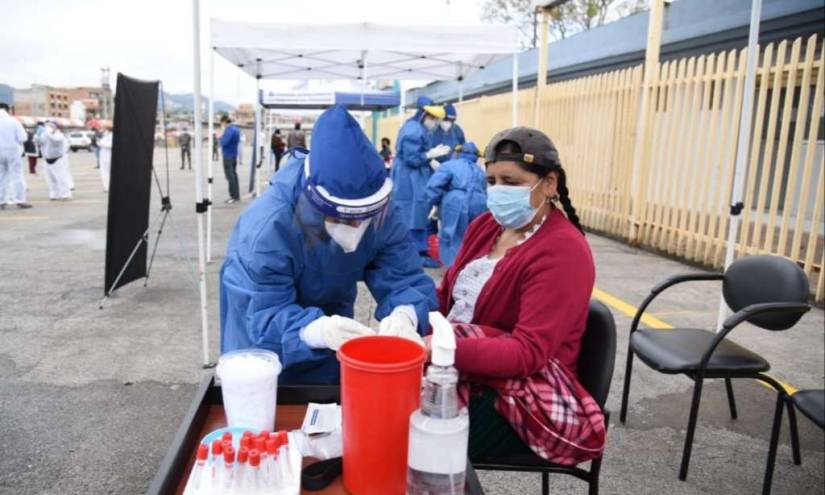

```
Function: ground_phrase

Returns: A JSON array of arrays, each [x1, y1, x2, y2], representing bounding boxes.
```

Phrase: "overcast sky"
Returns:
[[1, 0, 485, 105]]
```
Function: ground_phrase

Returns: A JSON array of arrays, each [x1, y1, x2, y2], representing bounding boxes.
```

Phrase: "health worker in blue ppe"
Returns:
[[425, 142, 487, 267], [430, 103, 466, 165], [220, 105, 437, 385], [392, 96, 451, 268]]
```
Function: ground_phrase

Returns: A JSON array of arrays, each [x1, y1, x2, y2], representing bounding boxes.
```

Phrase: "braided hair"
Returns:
[[492, 140, 585, 235]]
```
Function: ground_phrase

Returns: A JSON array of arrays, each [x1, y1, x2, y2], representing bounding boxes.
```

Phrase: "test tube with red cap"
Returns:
[[278, 430, 292, 481], [266, 437, 280, 488], [210, 439, 223, 480], [233, 446, 249, 491], [221, 446, 236, 490], [253, 436, 269, 482], [247, 449, 262, 492], [185, 444, 210, 492]]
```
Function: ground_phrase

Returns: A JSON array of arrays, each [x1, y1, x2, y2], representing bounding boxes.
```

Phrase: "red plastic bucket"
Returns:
[[338, 336, 426, 495]]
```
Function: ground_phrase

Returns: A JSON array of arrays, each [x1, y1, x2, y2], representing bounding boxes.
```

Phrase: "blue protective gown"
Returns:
[[425, 150, 488, 267], [391, 113, 435, 234], [220, 154, 437, 385], [431, 123, 466, 163]]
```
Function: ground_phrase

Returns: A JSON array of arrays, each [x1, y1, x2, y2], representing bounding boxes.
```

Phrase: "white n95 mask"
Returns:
[[324, 218, 372, 253], [440, 121, 453, 132]]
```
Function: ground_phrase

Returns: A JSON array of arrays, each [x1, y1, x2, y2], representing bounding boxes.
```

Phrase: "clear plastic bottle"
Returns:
[[407, 312, 469, 495], [183, 443, 210, 494]]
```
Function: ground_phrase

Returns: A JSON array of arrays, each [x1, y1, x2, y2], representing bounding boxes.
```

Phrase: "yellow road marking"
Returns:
[[593, 286, 798, 395], [593, 287, 673, 329]]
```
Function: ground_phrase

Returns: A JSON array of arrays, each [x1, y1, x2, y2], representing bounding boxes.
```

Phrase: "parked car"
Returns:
[[68, 131, 93, 152]]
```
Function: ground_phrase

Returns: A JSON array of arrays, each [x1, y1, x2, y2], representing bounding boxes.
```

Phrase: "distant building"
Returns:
[[234, 103, 255, 125], [65, 86, 112, 119], [14, 85, 70, 118]]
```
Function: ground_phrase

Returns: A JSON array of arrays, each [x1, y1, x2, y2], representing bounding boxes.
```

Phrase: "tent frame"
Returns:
[[191, 14, 521, 364]]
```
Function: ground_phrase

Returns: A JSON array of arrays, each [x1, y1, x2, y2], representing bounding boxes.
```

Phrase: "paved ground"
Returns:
[[0, 148, 822, 494]]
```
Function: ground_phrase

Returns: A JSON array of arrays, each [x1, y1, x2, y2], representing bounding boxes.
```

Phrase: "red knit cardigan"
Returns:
[[437, 209, 595, 378]]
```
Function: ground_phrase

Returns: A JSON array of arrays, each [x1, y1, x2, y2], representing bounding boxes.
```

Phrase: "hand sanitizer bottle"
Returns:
[[407, 312, 469, 495]]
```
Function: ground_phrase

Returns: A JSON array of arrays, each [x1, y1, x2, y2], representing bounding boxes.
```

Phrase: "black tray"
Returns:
[[147, 375, 485, 494]]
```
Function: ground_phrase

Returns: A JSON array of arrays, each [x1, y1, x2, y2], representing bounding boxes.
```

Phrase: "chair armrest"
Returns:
[[650, 273, 724, 295], [696, 302, 811, 374], [721, 302, 810, 331], [630, 273, 724, 333]]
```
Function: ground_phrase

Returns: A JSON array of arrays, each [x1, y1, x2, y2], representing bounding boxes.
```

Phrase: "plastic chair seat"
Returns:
[[630, 328, 770, 374], [791, 390, 825, 429]]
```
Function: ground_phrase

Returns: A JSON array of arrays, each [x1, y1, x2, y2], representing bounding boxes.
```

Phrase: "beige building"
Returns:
[[14, 85, 70, 118], [65, 86, 112, 119]]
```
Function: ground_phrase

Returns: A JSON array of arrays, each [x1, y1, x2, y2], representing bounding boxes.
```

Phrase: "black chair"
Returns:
[[619, 255, 810, 484], [763, 389, 824, 494], [473, 300, 617, 495]]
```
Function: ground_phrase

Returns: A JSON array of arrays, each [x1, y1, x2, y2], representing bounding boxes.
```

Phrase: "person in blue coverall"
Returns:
[[425, 142, 487, 267], [430, 103, 466, 164], [220, 105, 437, 385], [392, 96, 451, 268]]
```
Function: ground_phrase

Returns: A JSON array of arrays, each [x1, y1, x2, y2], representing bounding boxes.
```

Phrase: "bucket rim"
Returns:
[[338, 335, 426, 372]]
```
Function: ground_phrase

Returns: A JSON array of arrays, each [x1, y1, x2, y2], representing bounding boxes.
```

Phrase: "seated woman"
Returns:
[[435, 127, 605, 464]]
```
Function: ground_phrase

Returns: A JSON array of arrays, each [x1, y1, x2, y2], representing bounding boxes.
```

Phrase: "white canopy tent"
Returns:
[[190, 12, 521, 364]]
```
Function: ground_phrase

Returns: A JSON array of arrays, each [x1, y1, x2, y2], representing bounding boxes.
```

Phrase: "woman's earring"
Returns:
[[548, 194, 560, 204]]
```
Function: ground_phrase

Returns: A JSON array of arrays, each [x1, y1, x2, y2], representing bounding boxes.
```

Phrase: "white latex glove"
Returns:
[[301, 315, 375, 351], [428, 206, 439, 221], [429, 159, 441, 170], [379, 308, 424, 347], [425, 144, 451, 160]]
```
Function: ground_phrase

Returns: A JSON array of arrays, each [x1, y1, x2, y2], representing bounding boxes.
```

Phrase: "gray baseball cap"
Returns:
[[483, 126, 561, 169]]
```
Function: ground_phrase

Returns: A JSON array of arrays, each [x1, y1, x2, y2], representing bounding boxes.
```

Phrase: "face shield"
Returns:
[[296, 156, 393, 255]]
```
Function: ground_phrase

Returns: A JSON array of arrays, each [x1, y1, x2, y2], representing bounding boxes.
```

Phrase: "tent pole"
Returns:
[[206, 48, 214, 262], [511, 53, 519, 126], [191, 0, 210, 367], [457, 62, 464, 103], [534, 7, 549, 128], [716, 0, 762, 332], [255, 69, 261, 197]]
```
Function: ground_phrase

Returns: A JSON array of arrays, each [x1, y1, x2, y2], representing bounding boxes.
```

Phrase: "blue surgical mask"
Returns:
[[486, 180, 542, 229]]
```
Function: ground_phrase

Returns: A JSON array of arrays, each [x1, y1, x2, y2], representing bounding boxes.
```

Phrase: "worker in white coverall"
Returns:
[[98, 127, 113, 193], [0, 103, 32, 209], [36, 120, 73, 200]]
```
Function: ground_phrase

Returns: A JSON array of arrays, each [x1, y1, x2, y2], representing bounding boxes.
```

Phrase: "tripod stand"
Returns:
[[99, 85, 201, 312]]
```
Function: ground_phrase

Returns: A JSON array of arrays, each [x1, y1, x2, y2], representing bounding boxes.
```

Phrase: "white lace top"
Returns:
[[446, 256, 500, 323], [446, 214, 548, 323]]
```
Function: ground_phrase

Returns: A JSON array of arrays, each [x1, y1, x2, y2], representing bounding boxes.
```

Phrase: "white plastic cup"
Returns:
[[216, 349, 281, 431]]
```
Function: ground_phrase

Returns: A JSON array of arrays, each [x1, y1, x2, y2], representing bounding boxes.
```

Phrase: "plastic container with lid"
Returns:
[[216, 349, 282, 431]]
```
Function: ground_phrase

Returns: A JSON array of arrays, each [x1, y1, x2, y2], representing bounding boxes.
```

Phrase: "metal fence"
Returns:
[[368, 34, 824, 301]]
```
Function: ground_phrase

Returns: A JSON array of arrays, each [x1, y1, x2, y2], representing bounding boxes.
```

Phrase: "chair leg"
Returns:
[[725, 378, 738, 420], [762, 393, 785, 495], [589, 456, 603, 495], [619, 349, 635, 423], [785, 398, 802, 466], [679, 377, 704, 481], [542, 472, 549, 495]]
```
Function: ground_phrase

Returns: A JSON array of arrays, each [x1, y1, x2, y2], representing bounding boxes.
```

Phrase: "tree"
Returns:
[[481, 0, 648, 46], [480, 0, 538, 49]]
